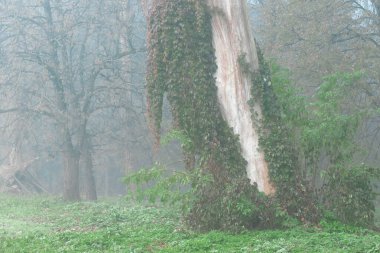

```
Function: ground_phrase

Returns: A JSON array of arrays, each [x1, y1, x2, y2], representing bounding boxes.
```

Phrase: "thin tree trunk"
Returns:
[[207, 0, 274, 194]]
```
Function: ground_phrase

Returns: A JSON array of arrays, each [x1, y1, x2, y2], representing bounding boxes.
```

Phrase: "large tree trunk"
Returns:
[[207, 0, 274, 194], [81, 137, 97, 201], [142, 0, 274, 194], [43, 0, 81, 201], [63, 141, 80, 201]]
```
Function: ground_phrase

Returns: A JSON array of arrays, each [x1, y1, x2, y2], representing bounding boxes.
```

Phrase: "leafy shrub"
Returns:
[[126, 127, 301, 231], [322, 165, 380, 227], [270, 62, 380, 228], [186, 176, 290, 232], [124, 163, 196, 209]]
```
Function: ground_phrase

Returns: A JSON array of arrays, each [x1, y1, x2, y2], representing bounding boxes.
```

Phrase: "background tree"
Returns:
[[0, 0, 146, 200]]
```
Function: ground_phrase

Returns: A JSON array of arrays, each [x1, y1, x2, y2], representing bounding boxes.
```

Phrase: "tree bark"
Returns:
[[63, 141, 80, 201], [82, 137, 97, 201], [43, 0, 82, 201], [207, 0, 274, 194], [144, 0, 274, 194]]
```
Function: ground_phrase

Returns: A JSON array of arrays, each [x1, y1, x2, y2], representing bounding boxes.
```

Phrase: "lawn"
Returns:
[[0, 194, 379, 252]]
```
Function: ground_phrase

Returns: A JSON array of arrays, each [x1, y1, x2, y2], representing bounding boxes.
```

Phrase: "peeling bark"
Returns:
[[207, 0, 274, 194]]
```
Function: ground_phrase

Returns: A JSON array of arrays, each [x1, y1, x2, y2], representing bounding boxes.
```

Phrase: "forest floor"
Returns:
[[0, 194, 379, 253]]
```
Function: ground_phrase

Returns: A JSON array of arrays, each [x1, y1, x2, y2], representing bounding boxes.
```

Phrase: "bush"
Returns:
[[125, 164, 295, 232], [186, 176, 291, 232], [322, 165, 380, 227]]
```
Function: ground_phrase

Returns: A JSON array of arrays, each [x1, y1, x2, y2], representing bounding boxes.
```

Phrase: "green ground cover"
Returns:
[[0, 194, 379, 252]]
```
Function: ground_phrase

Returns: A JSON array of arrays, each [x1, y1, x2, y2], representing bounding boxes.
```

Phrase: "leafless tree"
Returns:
[[0, 0, 145, 200]]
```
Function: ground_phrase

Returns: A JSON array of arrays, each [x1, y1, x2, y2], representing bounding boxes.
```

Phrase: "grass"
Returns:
[[0, 194, 379, 252]]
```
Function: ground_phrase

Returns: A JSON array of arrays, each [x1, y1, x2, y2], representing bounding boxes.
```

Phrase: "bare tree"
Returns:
[[0, 0, 142, 200]]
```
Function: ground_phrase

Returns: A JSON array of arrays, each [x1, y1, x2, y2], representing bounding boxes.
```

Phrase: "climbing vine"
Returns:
[[239, 48, 321, 224], [146, 0, 281, 231], [147, 0, 245, 178]]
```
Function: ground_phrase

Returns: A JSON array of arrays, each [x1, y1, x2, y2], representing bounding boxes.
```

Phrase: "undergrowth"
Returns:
[[1, 194, 379, 252]]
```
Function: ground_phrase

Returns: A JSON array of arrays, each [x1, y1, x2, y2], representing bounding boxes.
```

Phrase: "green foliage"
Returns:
[[270, 62, 306, 126], [160, 129, 193, 151], [302, 72, 362, 163], [240, 50, 321, 224], [125, 131, 291, 231], [240, 48, 380, 227], [124, 163, 211, 213], [269, 61, 380, 227], [124, 164, 185, 204], [186, 177, 293, 232], [1, 194, 380, 253], [322, 165, 380, 227]]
